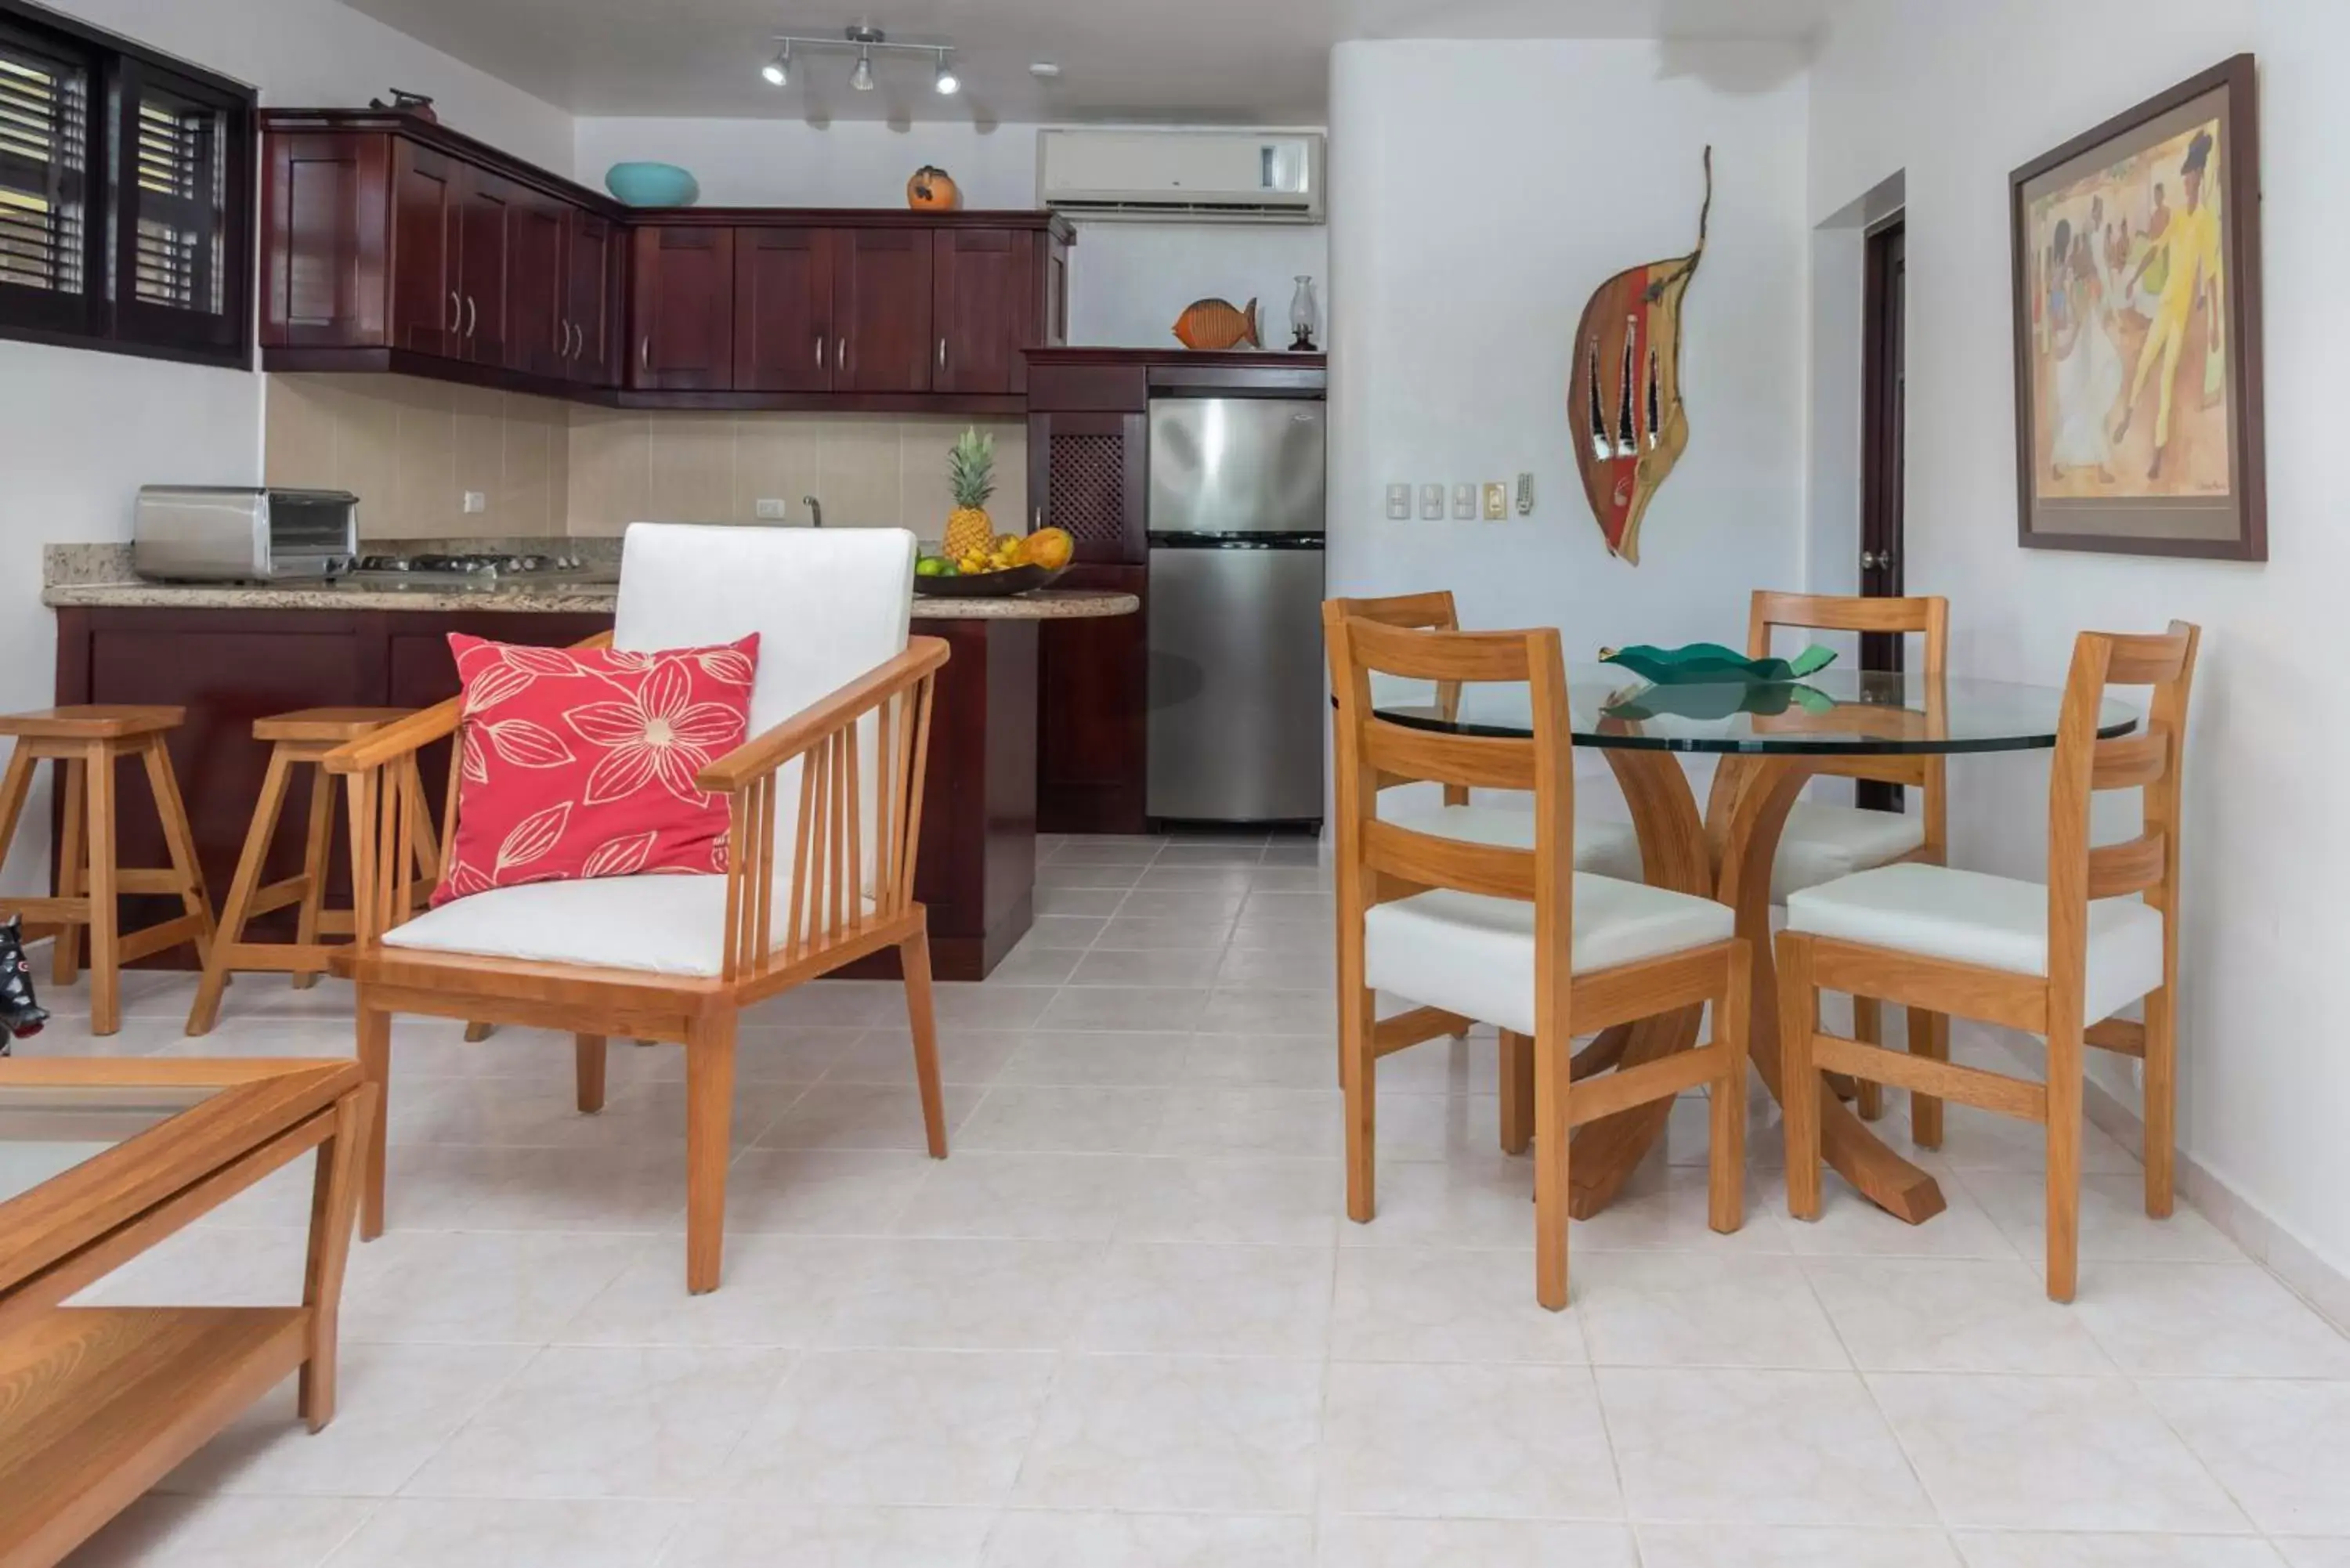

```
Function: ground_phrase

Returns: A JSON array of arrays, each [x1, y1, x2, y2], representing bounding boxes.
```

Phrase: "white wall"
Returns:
[[573, 116, 1329, 350], [1809, 1, 2350, 1279], [0, 0, 569, 896], [1325, 38, 1811, 655]]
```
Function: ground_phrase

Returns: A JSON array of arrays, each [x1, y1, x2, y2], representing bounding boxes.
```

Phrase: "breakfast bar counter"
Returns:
[[44, 549, 1136, 981]]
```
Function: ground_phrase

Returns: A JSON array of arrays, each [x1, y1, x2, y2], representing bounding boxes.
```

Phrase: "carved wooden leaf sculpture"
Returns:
[[1567, 146, 1712, 565]]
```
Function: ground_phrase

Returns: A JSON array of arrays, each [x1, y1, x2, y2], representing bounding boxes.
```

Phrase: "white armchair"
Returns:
[[325, 524, 950, 1293]]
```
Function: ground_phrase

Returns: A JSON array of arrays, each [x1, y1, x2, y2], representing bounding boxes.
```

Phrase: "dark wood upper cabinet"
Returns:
[[454, 169, 512, 367], [507, 193, 568, 378], [631, 225, 735, 391], [934, 229, 1034, 396], [260, 131, 389, 349], [833, 227, 934, 394], [733, 228, 832, 393], [562, 210, 619, 383], [387, 139, 457, 357]]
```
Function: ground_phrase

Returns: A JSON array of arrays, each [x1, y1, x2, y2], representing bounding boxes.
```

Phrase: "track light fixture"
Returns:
[[761, 24, 960, 96]]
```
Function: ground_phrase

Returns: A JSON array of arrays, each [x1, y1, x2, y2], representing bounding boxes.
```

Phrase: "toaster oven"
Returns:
[[132, 486, 360, 581]]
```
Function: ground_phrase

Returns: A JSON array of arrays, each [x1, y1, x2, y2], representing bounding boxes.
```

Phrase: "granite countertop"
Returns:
[[42, 544, 1137, 620]]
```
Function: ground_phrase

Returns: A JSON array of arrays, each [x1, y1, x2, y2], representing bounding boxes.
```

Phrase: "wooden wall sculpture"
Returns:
[[1567, 147, 1712, 565]]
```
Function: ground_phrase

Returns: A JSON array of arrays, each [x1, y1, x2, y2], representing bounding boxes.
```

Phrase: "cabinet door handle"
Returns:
[[640, 335, 651, 372], [465, 295, 477, 338], [448, 290, 460, 331], [938, 336, 948, 370], [837, 338, 848, 374], [815, 336, 825, 369]]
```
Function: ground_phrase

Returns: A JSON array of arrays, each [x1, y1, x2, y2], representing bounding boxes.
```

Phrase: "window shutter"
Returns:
[[125, 67, 226, 315], [0, 27, 90, 306]]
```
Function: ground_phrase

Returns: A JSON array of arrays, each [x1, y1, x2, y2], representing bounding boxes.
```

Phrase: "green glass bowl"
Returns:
[[1600, 641, 1837, 687]]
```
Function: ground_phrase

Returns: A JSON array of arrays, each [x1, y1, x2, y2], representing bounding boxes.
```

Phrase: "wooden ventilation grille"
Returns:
[[0, 40, 88, 298], [130, 89, 224, 313], [1048, 432, 1127, 550]]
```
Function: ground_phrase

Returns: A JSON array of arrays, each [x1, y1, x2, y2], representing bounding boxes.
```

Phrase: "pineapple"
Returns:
[[943, 427, 997, 563]]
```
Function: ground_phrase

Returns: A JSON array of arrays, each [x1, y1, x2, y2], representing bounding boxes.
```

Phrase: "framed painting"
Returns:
[[2009, 53, 2265, 560]]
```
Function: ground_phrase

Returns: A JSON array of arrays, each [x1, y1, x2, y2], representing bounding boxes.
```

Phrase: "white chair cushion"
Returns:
[[1363, 874, 1734, 1038], [385, 876, 743, 977], [1784, 862, 2164, 1027], [1378, 800, 1644, 883], [1771, 800, 1927, 902]]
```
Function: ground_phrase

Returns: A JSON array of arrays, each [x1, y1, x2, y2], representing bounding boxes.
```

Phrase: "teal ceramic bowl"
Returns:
[[604, 162, 700, 208]]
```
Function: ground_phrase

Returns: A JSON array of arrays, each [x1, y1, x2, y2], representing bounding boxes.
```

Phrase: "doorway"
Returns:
[[1857, 216, 1906, 812]]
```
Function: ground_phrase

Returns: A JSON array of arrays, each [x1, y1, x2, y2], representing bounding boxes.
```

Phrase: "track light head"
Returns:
[[761, 44, 789, 86], [933, 49, 959, 96], [851, 50, 874, 90]]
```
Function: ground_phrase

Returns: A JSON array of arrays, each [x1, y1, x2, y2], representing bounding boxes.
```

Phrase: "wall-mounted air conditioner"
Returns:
[[1038, 129, 1325, 223]]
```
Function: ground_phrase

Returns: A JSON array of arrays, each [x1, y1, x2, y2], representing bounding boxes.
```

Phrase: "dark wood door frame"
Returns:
[[1858, 216, 1907, 811]]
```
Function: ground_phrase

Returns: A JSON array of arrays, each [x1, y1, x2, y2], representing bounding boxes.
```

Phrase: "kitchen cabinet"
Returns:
[[259, 110, 1070, 412], [732, 227, 833, 393]]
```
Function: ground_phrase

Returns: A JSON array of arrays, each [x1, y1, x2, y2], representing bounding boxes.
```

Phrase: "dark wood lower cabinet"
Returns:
[[52, 606, 1032, 980], [1037, 565, 1148, 834]]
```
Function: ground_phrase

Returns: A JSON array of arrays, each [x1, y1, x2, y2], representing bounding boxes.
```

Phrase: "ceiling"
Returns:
[[339, 0, 1841, 124]]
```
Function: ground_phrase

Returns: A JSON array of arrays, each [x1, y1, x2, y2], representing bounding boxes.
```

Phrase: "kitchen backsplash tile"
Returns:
[[265, 374, 1024, 545]]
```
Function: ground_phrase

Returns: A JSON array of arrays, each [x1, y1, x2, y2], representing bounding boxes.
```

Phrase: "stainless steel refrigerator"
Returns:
[[1145, 396, 1327, 824]]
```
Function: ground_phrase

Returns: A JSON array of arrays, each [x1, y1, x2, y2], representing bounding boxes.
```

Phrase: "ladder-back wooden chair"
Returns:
[[324, 526, 950, 1293], [1778, 622, 2199, 1301], [1325, 605, 1750, 1309], [1749, 591, 1950, 1132]]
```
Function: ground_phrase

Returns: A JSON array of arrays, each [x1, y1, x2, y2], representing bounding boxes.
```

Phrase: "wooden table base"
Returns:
[[1567, 751, 1947, 1225]]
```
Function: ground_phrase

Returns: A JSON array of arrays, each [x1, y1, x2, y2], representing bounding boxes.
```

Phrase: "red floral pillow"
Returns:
[[432, 633, 759, 905]]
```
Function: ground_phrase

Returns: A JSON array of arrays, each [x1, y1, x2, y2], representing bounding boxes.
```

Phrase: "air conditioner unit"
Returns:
[[1039, 129, 1324, 223]]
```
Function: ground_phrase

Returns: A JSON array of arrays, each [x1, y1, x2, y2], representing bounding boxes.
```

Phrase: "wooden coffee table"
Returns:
[[0, 1058, 375, 1568]]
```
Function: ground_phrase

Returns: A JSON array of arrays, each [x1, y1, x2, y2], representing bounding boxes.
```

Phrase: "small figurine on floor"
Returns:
[[0, 914, 46, 1052]]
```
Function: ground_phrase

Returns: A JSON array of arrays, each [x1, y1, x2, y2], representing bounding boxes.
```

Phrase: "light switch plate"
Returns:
[[1451, 484, 1476, 520], [1483, 482, 1509, 521], [1386, 483, 1412, 521], [461, 491, 487, 515], [1419, 484, 1445, 521], [1516, 472, 1536, 515], [755, 498, 788, 520]]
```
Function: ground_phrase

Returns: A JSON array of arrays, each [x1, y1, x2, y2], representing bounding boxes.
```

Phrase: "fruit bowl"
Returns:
[[913, 565, 1068, 599]]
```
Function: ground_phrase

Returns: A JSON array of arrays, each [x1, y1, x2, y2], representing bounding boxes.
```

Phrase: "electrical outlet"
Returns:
[[755, 498, 788, 521], [1386, 483, 1412, 521], [461, 491, 487, 515], [1419, 484, 1445, 521], [1483, 482, 1508, 521], [1451, 484, 1476, 520]]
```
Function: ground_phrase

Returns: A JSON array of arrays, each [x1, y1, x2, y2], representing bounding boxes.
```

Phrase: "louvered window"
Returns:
[[0, 24, 91, 318], [0, 3, 251, 367]]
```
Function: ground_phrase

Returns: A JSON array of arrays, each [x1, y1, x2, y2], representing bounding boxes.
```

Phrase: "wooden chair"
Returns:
[[1325, 605, 1750, 1308], [324, 526, 951, 1294], [1749, 591, 1950, 1131], [1778, 622, 2199, 1301], [0, 706, 215, 1036], [188, 709, 443, 1036]]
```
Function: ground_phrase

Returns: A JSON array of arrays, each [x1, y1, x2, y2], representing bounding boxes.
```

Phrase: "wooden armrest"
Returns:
[[697, 637, 950, 793], [321, 630, 613, 775]]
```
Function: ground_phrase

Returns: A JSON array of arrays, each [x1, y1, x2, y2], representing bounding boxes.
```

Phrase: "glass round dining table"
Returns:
[[1372, 667, 2140, 1227]]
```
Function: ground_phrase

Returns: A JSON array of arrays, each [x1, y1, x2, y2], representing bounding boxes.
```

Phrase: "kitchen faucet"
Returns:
[[802, 495, 823, 529]]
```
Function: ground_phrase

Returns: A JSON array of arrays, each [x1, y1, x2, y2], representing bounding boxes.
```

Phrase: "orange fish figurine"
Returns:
[[1173, 297, 1260, 351]]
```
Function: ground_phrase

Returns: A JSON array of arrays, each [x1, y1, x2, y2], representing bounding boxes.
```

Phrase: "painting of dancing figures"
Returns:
[[2011, 55, 2265, 558]]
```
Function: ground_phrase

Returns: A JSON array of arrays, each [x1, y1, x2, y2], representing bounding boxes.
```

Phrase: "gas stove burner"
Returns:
[[351, 551, 590, 577]]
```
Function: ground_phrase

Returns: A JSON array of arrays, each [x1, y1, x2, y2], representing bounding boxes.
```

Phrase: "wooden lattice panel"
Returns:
[[1047, 433, 1127, 551]]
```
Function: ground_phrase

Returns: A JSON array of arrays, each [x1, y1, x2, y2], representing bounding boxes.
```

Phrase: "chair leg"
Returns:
[[143, 735, 215, 968], [291, 761, 335, 990], [53, 756, 85, 985], [685, 1012, 738, 1294], [1341, 982, 1378, 1224], [1777, 932, 1824, 1221], [0, 749, 34, 890], [1907, 1006, 1948, 1150], [1533, 1026, 1572, 1310], [83, 745, 120, 1037], [1851, 996, 1885, 1122], [190, 745, 294, 1036], [575, 1033, 608, 1115], [2142, 988, 2176, 1219], [1498, 1029, 1534, 1155], [2044, 1019, 2084, 1303], [298, 1081, 374, 1431], [464, 1021, 495, 1042], [898, 927, 949, 1159], [356, 995, 390, 1241], [1710, 941, 1751, 1235]]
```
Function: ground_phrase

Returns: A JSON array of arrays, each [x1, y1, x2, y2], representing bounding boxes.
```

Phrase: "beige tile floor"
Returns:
[[15, 831, 2348, 1567]]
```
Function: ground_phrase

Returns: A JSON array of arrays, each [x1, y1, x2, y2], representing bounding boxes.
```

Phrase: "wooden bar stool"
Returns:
[[0, 706, 215, 1036], [188, 709, 442, 1036]]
